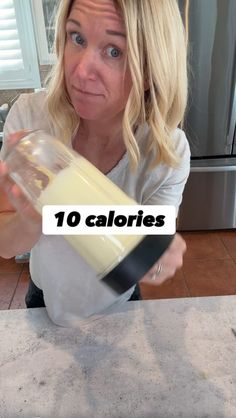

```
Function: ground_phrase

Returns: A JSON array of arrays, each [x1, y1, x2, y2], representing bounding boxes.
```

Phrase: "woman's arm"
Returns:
[[139, 130, 190, 285]]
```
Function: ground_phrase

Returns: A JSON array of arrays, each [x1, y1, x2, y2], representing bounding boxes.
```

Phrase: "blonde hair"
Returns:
[[46, 0, 188, 170]]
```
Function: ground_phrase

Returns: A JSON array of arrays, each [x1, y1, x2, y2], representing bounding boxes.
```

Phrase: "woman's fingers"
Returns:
[[7, 130, 31, 148], [0, 161, 14, 193], [0, 161, 41, 224], [140, 233, 186, 286], [3, 129, 31, 157], [0, 160, 8, 176]]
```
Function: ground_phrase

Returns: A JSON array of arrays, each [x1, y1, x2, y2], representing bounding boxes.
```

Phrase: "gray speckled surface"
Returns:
[[0, 296, 236, 418]]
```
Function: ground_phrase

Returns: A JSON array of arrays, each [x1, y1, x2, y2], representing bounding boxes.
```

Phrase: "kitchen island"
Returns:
[[0, 296, 236, 417]]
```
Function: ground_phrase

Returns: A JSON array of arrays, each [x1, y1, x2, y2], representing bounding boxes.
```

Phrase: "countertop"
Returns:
[[0, 296, 236, 418]]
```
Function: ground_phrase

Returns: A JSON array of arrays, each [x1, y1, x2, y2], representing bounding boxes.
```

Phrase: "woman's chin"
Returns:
[[74, 105, 102, 121]]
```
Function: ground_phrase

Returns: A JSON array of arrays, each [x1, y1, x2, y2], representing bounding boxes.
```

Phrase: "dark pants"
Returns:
[[25, 278, 46, 308], [25, 278, 142, 309]]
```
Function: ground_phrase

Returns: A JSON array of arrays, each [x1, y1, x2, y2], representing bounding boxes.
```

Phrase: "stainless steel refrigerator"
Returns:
[[177, 0, 236, 230]]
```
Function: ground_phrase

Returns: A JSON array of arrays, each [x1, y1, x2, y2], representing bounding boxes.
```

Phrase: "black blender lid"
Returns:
[[101, 234, 174, 294]]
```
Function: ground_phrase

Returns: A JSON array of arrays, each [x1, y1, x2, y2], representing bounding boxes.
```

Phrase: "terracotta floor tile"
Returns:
[[0, 256, 24, 274], [0, 272, 20, 310], [23, 262, 30, 272], [183, 259, 236, 297], [218, 231, 236, 262], [182, 232, 230, 260], [140, 269, 190, 300], [10, 271, 30, 309]]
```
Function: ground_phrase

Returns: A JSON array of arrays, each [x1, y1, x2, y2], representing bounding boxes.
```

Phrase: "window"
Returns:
[[0, 0, 41, 90], [31, 0, 59, 65]]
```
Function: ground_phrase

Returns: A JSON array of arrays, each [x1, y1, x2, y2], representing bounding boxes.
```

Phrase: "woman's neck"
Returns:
[[72, 118, 127, 174], [78, 115, 123, 147]]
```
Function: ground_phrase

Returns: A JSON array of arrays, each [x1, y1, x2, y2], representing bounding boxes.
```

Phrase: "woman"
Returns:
[[0, 0, 190, 324]]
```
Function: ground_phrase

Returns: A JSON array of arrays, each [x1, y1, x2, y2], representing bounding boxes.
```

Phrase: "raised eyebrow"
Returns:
[[66, 19, 126, 38], [106, 30, 126, 38], [66, 18, 81, 27]]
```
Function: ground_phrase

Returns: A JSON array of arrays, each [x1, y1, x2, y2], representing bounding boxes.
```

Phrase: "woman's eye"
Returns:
[[107, 46, 122, 58], [70, 32, 85, 46]]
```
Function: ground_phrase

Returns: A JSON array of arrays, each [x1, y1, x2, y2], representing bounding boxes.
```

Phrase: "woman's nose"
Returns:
[[74, 48, 98, 80]]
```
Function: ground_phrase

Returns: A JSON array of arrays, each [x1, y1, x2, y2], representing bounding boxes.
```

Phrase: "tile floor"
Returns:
[[0, 230, 236, 310]]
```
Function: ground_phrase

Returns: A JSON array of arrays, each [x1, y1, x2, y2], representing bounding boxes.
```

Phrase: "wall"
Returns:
[[0, 65, 51, 107]]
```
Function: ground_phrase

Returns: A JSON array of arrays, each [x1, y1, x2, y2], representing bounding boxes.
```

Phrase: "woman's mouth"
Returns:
[[73, 86, 102, 97]]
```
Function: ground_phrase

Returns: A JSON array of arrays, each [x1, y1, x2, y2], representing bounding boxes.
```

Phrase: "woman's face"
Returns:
[[64, 0, 132, 122]]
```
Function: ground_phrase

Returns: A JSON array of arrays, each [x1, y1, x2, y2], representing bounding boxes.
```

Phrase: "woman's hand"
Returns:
[[0, 130, 41, 226], [0, 130, 42, 258], [140, 233, 186, 286]]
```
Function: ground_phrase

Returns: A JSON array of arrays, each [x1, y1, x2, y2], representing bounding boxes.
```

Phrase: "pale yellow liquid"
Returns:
[[38, 157, 143, 276]]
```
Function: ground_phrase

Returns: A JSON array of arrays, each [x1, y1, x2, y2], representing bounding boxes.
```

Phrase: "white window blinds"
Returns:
[[0, 0, 23, 71], [0, 0, 41, 89]]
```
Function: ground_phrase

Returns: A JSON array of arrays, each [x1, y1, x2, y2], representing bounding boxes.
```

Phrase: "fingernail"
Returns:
[[8, 129, 32, 142], [0, 162, 7, 175]]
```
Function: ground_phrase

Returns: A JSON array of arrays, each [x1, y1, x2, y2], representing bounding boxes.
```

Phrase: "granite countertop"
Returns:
[[0, 296, 236, 418]]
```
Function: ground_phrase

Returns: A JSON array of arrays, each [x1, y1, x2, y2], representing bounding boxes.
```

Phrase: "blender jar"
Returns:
[[5, 131, 173, 315]]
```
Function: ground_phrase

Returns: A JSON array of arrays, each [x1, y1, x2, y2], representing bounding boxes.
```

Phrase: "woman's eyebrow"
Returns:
[[66, 18, 81, 27], [106, 29, 126, 38], [66, 18, 126, 38]]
